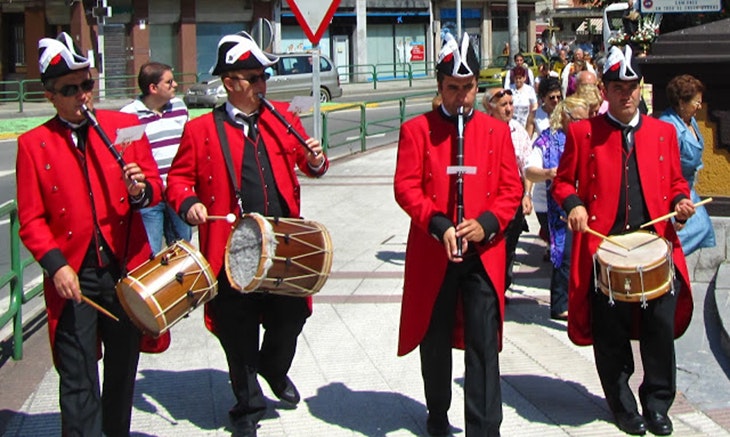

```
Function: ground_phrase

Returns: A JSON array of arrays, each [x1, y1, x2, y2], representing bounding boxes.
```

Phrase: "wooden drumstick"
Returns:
[[639, 197, 713, 229], [561, 217, 631, 250], [584, 227, 632, 250], [207, 213, 237, 223], [81, 295, 119, 322]]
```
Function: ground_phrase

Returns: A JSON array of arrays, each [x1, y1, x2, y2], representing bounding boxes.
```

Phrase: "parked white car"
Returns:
[[184, 53, 343, 107]]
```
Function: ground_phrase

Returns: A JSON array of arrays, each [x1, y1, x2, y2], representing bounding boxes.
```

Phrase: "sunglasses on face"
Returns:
[[159, 78, 175, 86], [547, 95, 562, 101], [55, 79, 95, 97], [489, 89, 513, 102], [229, 72, 271, 85], [565, 110, 586, 122]]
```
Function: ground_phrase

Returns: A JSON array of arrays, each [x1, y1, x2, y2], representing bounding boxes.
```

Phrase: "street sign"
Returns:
[[641, 0, 721, 13], [285, 0, 341, 45]]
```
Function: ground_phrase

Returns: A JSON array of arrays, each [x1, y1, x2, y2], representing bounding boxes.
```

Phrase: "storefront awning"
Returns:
[[576, 18, 603, 35]]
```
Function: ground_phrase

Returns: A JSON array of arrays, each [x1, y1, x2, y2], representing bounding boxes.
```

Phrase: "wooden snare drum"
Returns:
[[117, 240, 217, 337], [594, 231, 674, 304], [225, 213, 333, 297]]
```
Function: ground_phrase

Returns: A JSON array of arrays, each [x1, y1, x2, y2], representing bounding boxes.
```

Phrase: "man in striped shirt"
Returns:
[[121, 62, 190, 253]]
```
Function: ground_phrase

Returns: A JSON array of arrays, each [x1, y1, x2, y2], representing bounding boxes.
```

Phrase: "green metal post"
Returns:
[[9, 204, 24, 360], [360, 104, 367, 153], [321, 112, 329, 153]]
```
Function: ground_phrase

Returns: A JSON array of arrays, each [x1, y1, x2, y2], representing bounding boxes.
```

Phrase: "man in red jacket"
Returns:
[[553, 45, 695, 436], [394, 32, 522, 436], [166, 31, 328, 437], [16, 33, 164, 436]]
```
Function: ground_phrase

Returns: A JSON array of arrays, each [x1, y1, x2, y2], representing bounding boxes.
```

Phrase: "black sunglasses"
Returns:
[[55, 79, 95, 97], [489, 89, 513, 102], [229, 72, 271, 85]]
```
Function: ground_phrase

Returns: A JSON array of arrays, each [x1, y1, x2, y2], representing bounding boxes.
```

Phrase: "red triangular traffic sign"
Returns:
[[285, 0, 341, 45]]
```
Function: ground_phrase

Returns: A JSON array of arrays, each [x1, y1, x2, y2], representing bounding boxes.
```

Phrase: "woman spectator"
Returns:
[[574, 83, 603, 117], [532, 78, 563, 257], [534, 62, 559, 92], [509, 65, 538, 137], [524, 96, 590, 320], [659, 74, 716, 255]]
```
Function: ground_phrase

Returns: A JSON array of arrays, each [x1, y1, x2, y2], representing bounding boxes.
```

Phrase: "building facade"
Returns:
[[0, 0, 539, 86]]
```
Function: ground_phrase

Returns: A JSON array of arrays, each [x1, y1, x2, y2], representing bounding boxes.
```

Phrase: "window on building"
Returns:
[[13, 22, 25, 67]]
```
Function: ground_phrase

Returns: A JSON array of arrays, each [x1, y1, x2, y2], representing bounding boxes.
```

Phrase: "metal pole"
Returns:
[[508, 0, 519, 65], [456, 0, 462, 37], [97, 0, 107, 100], [312, 46, 322, 142]]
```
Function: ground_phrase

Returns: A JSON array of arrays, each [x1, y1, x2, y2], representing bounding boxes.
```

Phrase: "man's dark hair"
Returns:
[[138, 62, 173, 96], [538, 77, 561, 98]]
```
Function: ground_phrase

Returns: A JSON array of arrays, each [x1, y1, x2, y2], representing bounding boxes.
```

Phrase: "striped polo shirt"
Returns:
[[120, 96, 189, 183]]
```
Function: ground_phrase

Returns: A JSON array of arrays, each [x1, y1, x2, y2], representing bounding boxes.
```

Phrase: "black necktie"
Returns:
[[237, 114, 258, 142], [622, 126, 634, 151], [69, 123, 89, 153]]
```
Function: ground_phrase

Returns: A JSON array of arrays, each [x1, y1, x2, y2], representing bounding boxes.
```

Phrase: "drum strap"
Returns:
[[213, 107, 245, 216]]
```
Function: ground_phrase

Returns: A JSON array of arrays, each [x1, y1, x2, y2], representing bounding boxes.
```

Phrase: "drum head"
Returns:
[[596, 231, 670, 269], [226, 214, 277, 291]]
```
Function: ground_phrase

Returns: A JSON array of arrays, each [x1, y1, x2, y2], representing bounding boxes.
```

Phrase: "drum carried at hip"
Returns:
[[117, 240, 218, 337], [225, 213, 333, 297], [594, 230, 674, 305]]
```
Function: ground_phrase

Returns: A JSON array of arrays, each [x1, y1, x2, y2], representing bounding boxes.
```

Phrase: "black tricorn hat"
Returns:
[[38, 32, 90, 82], [211, 31, 279, 75], [436, 32, 480, 78], [602, 45, 642, 83]]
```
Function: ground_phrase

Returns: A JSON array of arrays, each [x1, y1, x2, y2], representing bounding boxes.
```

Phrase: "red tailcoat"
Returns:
[[394, 110, 522, 356], [166, 102, 329, 334], [16, 110, 167, 359], [552, 115, 693, 346]]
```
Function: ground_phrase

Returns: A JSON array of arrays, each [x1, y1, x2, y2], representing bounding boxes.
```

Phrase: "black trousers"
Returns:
[[419, 256, 502, 436], [54, 265, 141, 437], [504, 204, 525, 290], [207, 274, 310, 429], [590, 281, 678, 417]]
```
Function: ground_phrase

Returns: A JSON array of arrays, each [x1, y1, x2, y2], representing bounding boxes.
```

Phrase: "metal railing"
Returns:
[[2, 65, 433, 112], [9, 73, 202, 113], [336, 62, 431, 89], [0, 200, 44, 361], [319, 90, 434, 153]]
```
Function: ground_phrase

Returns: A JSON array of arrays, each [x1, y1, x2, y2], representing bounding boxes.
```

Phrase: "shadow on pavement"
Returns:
[[305, 381, 424, 436], [375, 250, 405, 266], [134, 368, 235, 432]]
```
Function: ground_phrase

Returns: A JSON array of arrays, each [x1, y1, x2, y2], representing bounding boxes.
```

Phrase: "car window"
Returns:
[[319, 57, 332, 72], [280, 57, 300, 75], [524, 56, 535, 67], [535, 56, 546, 66]]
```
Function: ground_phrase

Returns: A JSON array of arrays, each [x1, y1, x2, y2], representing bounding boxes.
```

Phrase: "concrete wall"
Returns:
[[685, 217, 730, 283]]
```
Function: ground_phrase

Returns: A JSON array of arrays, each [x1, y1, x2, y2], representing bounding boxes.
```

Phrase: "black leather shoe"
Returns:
[[614, 411, 647, 435], [644, 412, 673, 436], [426, 413, 451, 436], [267, 376, 301, 405], [230, 418, 258, 437]]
